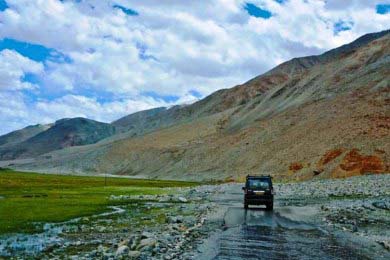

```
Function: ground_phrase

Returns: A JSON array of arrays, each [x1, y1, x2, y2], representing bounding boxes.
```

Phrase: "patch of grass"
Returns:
[[0, 169, 197, 234]]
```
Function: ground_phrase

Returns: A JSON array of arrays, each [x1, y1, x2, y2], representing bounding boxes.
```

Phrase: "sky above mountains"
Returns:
[[0, 0, 389, 135]]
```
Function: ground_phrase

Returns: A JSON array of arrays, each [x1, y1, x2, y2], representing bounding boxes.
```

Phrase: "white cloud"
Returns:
[[0, 93, 171, 135], [34, 94, 169, 123], [0, 49, 43, 91], [324, 0, 382, 10], [0, 91, 30, 135], [0, 0, 389, 134]]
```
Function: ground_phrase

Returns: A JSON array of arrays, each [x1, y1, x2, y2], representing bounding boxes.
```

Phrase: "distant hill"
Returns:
[[2, 30, 389, 181], [0, 118, 115, 160], [0, 124, 51, 147]]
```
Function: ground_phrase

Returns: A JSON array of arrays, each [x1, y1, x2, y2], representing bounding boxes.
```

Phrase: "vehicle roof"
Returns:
[[246, 175, 272, 179]]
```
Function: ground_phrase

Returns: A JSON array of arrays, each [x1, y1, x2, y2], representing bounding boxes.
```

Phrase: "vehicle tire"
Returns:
[[244, 203, 248, 209], [266, 202, 273, 211]]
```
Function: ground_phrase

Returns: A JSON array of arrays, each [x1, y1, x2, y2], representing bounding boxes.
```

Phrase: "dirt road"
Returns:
[[195, 180, 389, 260]]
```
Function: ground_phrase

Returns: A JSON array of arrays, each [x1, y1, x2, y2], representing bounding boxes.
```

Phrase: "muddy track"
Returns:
[[215, 209, 365, 259], [195, 182, 389, 260]]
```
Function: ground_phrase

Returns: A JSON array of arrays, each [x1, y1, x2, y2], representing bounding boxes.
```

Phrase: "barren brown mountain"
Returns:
[[2, 30, 389, 181]]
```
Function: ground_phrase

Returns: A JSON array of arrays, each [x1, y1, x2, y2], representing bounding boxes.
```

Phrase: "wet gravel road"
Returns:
[[2, 175, 387, 259], [215, 208, 364, 259], [196, 185, 374, 260]]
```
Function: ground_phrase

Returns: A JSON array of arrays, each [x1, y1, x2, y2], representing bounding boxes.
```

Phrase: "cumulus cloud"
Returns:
[[0, 93, 171, 135], [0, 49, 43, 90], [0, 0, 389, 134], [34, 94, 169, 123]]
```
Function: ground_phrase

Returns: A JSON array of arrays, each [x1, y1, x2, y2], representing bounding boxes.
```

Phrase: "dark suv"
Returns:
[[242, 175, 274, 210]]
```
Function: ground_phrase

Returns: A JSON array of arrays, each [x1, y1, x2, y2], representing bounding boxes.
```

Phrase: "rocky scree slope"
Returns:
[[3, 30, 390, 181], [112, 29, 390, 136]]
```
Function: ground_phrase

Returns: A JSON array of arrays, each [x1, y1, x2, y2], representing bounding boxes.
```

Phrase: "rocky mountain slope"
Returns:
[[0, 124, 51, 147], [1, 30, 389, 181], [0, 118, 115, 160]]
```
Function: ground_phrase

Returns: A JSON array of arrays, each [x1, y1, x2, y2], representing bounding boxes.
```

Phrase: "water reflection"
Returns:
[[214, 207, 363, 260]]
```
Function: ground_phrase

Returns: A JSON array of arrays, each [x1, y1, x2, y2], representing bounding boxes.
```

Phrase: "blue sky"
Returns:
[[244, 3, 272, 19], [0, 0, 389, 135], [377, 4, 390, 14], [0, 38, 62, 62], [0, 0, 7, 11], [113, 4, 138, 16], [333, 20, 354, 35]]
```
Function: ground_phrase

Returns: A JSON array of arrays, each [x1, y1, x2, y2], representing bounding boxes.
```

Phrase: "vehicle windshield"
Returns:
[[247, 179, 270, 190]]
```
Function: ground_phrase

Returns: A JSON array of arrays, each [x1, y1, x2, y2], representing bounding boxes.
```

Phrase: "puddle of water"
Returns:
[[96, 206, 125, 217]]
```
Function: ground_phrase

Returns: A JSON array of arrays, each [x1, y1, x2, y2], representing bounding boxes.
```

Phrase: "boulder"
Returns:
[[141, 231, 154, 239], [115, 245, 129, 257], [137, 238, 157, 249], [128, 250, 141, 259], [178, 197, 188, 203], [372, 201, 389, 210]]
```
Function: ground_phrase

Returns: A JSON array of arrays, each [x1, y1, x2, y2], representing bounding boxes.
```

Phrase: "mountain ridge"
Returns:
[[111, 29, 390, 138], [0, 124, 51, 148], [0, 118, 115, 160], [1, 29, 389, 181]]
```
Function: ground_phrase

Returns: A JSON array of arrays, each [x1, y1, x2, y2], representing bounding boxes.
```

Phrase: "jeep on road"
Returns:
[[242, 175, 274, 210]]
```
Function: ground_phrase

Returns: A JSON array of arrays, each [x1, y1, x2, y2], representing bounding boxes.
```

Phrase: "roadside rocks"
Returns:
[[92, 188, 215, 259], [102, 216, 210, 259], [276, 174, 390, 199], [178, 197, 188, 203], [128, 250, 141, 258], [167, 216, 183, 224], [137, 238, 157, 250], [372, 200, 390, 210], [272, 173, 390, 258], [141, 231, 154, 239], [109, 194, 191, 204], [322, 198, 389, 232], [377, 240, 390, 251], [115, 245, 129, 257]]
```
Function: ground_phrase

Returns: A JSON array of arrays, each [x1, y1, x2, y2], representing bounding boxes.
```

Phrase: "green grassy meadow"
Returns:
[[0, 169, 197, 235]]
